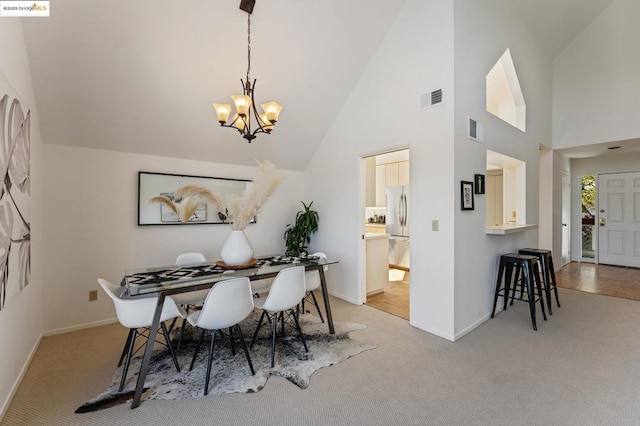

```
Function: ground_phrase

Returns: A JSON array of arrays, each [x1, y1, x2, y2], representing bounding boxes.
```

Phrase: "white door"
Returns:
[[561, 171, 571, 266], [598, 172, 640, 267]]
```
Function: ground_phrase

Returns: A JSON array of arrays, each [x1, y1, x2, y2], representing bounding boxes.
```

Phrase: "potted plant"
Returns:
[[284, 201, 319, 255]]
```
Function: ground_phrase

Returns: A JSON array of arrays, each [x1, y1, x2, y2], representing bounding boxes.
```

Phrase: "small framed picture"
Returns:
[[474, 174, 485, 194], [461, 181, 474, 211]]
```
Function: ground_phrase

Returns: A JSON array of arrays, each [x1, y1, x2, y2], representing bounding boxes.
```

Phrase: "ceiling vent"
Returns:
[[420, 89, 443, 110]]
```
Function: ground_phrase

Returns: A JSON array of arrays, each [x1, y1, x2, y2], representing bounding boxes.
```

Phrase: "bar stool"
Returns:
[[491, 253, 547, 330], [518, 248, 561, 315]]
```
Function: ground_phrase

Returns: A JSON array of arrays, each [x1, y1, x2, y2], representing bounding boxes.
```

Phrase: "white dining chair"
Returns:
[[186, 277, 255, 395], [171, 252, 210, 307], [97, 278, 186, 392], [301, 251, 328, 323], [250, 266, 308, 367]]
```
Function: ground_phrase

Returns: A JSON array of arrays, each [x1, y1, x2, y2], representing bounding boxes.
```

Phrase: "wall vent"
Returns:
[[468, 116, 484, 142], [420, 89, 443, 110]]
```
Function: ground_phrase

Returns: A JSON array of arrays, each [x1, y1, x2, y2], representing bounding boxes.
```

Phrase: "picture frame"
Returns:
[[137, 171, 255, 226], [474, 174, 485, 194], [461, 181, 474, 211]]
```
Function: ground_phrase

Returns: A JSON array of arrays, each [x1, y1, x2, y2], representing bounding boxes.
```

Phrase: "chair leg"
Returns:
[[309, 291, 325, 323], [532, 263, 547, 321], [271, 313, 278, 368], [292, 309, 308, 352], [161, 322, 180, 373], [491, 258, 505, 318], [177, 318, 188, 352], [548, 256, 561, 307], [523, 263, 537, 331], [234, 324, 255, 375], [119, 329, 137, 392], [118, 328, 135, 367], [250, 310, 267, 349], [204, 331, 216, 396], [229, 327, 236, 355], [280, 311, 285, 337], [189, 329, 206, 371]]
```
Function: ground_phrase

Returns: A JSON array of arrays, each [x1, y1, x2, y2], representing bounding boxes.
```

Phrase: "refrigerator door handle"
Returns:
[[402, 193, 407, 227], [400, 193, 405, 226]]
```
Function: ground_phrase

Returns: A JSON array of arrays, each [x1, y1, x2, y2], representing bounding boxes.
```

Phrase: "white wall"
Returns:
[[0, 18, 44, 419], [452, 0, 553, 337], [553, 0, 640, 149], [569, 152, 640, 262], [305, 0, 457, 339], [42, 145, 304, 333]]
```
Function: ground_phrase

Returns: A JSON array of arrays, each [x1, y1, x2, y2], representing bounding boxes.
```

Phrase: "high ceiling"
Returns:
[[21, 0, 618, 171]]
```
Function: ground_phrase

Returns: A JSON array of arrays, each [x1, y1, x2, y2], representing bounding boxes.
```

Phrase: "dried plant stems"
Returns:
[[149, 160, 285, 229]]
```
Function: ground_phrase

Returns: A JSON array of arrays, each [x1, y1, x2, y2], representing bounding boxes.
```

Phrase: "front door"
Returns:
[[597, 172, 640, 267], [561, 171, 571, 266]]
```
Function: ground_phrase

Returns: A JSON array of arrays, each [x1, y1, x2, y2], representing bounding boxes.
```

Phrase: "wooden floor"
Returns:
[[366, 269, 410, 320], [556, 261, 640, 301], [362, 262, 640, 322]]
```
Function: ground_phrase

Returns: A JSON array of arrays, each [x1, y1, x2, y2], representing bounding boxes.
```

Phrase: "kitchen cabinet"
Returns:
[[375, 161, 410, 207], [398, 161, 409, 185], [486, 170, 504, 226], [375, 165, 386, 207], [385, 162, 399, 187], [366, 233, 389, 295]]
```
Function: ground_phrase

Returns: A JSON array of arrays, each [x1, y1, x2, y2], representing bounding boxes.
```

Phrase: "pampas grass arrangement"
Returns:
[[150, 160, 285, 230]]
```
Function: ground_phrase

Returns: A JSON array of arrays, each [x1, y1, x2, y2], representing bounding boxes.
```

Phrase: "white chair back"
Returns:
[[262, 266, 306, 312], [305, 252, 328, 291], [195, 277, 254, 330], [97, 278, 184, 329], [176, 252, 207, 266]]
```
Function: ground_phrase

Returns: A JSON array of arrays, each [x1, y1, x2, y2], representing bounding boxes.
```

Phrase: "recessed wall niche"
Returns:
[[486, 49, 526, 132]]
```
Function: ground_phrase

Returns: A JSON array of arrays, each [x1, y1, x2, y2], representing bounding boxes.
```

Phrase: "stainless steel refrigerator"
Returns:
[[386, 185, 410, 237], [386, 185, 410, 269]]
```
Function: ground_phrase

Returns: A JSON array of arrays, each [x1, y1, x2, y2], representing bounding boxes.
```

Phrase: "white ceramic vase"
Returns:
[[220, 230, 254, 266]]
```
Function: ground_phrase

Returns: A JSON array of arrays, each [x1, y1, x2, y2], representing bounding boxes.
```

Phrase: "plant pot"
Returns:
[[220, 230, 254, 266]]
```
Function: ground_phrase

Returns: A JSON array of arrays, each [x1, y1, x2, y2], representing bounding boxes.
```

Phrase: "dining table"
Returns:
[[120, 254, 338, 409]]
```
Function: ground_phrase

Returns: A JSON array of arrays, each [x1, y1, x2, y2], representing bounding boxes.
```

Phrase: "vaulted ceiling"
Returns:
[[21, 0, 617, 170]]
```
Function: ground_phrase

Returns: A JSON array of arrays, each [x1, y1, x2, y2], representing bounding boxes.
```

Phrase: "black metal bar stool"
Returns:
[[518, 248, 561, 315], [491, 253, 547, 330]]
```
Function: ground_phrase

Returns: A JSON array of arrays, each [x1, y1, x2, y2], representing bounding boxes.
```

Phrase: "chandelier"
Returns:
[[213, 0, 282, 143]]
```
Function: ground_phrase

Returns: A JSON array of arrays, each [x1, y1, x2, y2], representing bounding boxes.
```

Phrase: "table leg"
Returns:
[[318, 267, 335, 334], [131, 292, 166, 409]]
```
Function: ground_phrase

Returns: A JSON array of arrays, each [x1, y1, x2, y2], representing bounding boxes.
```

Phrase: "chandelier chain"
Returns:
[[246, 13, 251, 83]]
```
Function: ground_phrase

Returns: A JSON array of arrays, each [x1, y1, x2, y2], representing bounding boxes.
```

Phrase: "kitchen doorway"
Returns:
[[362, 148, 410, 320]]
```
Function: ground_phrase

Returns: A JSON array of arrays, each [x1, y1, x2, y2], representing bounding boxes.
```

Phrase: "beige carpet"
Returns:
[[4, 289, 640, 425]]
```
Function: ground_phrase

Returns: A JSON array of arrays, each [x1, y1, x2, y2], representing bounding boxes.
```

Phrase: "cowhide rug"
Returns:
[[76, 312, 376, 412]]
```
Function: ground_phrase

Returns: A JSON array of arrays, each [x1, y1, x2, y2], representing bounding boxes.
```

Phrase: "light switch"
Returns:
[[432, 220, 439, 231]]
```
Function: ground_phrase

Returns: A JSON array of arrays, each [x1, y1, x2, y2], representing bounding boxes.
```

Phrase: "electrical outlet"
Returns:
[[432, 220, 439, 231], [88, 290, 98, 302]]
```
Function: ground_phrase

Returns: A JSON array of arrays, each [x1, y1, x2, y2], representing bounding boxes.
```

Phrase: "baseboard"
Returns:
[[327, 290, 361, 305], [454, 312, 492, 341], [0, 333, 42, 421], [42, 317, 118, 337], [409, 319, 455, 341]]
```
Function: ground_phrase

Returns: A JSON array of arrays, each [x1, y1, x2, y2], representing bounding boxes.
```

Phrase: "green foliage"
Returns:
[[284, 201, 319, 255], [581, 175, 596, 214]]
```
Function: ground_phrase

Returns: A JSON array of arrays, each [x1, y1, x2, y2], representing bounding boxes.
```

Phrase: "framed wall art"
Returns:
[[474, 174, 485, 194], [461, 181, 474, 211], [137, 171, 254, 226]]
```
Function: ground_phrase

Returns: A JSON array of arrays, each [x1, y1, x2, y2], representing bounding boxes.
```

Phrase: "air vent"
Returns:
[[420, 88, 443, 110], [468, 116, 484, 142]]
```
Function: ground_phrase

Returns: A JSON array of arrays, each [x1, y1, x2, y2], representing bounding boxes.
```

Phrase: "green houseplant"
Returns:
[[284, 201, 319, 255]]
